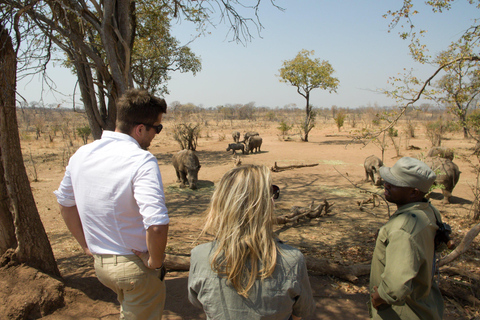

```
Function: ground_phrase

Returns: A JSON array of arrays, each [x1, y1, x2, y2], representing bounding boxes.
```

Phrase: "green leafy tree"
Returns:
[[380, 1, 480, 138], [2, 1, 275, 139], [435, 47, 480, 138], [278, 49, 339, 142], [132, 3, 201, 95]]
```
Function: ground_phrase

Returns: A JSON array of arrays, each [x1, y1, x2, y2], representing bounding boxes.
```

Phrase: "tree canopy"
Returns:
[[131, 2, 201, 96], [1, 0, 279, 139], [378, 0, 480, 140], [278, 49, 339, 141]]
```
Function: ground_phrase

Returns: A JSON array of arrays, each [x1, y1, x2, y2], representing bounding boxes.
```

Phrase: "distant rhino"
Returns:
[[364, 155, 383, 186], [172, 150, 201, 190], [426, 146, 454, 161], [232, 131, 240, 143], [226, 143, 245, 154], [243, 131, 259, 143], [245, 136, 262, 154], [423, 157, 460, 204]]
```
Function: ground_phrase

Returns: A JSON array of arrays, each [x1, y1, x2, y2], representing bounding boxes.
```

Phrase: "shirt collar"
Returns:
[[101, 130, 141, 148], [391, 200, 430, 219]]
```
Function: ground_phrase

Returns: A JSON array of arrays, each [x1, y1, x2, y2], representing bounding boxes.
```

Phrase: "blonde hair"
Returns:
[[201, 165, 278, 298]]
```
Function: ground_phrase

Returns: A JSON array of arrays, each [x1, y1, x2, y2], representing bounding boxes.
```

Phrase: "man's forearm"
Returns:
[[146, 224, 169, 269]]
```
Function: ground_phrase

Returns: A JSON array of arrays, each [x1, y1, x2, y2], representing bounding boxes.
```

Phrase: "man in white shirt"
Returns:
[[54, 89, 169, 320]]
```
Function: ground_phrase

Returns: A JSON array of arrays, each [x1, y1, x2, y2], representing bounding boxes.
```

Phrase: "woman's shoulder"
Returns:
[[191, 242, 215, 258], [277, 241, 305, 262]]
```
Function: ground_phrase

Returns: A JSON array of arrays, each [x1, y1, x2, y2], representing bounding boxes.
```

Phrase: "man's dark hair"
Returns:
[[116, 88, 167, 134]]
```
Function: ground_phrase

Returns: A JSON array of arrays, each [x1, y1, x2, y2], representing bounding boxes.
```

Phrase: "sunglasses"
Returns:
[[137, 123, 163, 134], [272, 185, 280, 200]]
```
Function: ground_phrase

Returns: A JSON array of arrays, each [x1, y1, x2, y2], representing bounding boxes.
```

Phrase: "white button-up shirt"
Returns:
[[54, 130, 169, 255]]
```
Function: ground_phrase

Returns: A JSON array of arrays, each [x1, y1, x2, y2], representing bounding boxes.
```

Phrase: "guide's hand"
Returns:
[[371, 286, 388, 310]]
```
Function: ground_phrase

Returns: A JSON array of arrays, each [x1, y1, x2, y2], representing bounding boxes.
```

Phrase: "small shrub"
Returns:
[[77, 125, 91, 145], [277, 121, 293, 139], [334, 111, 346, 132], [388, 127, 398, 137], [405, 121, 415, 138], [372, 115, 381, 127], [173, 123, 201, 150]]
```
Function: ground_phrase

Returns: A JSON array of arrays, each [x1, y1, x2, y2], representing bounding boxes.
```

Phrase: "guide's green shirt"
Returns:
[[369, 201, 444, 320]]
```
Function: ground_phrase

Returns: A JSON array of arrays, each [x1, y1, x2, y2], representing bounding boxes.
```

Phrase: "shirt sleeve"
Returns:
[[133, 156, 169, 228], [53, 165, 76, 207], [292, 254, 316, 319], [187, 250, 204, 309], [377, 229, 419, 305]]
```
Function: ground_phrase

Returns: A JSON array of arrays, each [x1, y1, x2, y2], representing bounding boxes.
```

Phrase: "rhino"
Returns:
[[172, 149, 201, 190], [426, 146, 454, 161], [424, 157, 460, 204], [245, 136, 262, 154], [232, 131, 240, 143], [226, 143, 245, 154], [243, 131, 259, 143], [364, 155, 383, 186]]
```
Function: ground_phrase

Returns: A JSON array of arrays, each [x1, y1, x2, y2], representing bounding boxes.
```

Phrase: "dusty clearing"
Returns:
[[2, 118, 479, 319]]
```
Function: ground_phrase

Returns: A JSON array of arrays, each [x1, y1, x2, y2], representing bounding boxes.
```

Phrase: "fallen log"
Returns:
[[276, 199, 333, 224], [164, 254, 190, 271], [305, 256, 370, 282], [163, 253, 370, 282], [271, 162, 319, 172], [440, 266, 480, 283]]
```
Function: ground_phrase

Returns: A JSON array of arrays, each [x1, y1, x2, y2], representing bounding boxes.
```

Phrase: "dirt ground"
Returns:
[[2, 118, 480, 319]]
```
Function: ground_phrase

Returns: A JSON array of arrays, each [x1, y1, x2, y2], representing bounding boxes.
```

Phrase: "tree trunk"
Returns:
[[303, 93, 310, 142], [0, 147, 17, 255], [0, 24, 60, 277], [461, 113, 468, 139]]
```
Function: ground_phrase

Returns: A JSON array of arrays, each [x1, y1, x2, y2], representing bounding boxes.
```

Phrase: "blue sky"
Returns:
[[17, 0, 478, 109]]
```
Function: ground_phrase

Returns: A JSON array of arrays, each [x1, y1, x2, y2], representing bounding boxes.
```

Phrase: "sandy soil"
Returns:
[[2, 119, 479, 319]]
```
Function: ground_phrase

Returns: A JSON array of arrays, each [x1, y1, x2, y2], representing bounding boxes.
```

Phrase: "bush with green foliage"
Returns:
[[277, 121, 293, 139], [467, 110, 480, 137], [334, 111, 346, 131], [77, 126, 91, 144]]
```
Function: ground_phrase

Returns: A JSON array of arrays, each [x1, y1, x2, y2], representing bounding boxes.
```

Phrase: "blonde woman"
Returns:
[[188, 165, 315, 320]]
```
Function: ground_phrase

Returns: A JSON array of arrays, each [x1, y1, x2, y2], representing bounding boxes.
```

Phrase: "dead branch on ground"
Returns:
[[438, 222, 480, 267], [333, 166, 391, 217], [276, 199, 333, 225], [357, 194, 381, 216], [271, 162, 318, 172], [232, 154, 242, 167]]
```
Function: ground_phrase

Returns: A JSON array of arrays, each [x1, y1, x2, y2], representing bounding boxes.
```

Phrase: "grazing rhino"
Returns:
[[245, 136, 262, 154], [243, 131, 259, 143], [364, 155, 383, 186], [226, 143, 245, 154], [423, 157, 460, 204], [426, 146, 454, 161], [172, 149, 201, 189], [232, 131, 240, 143]]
